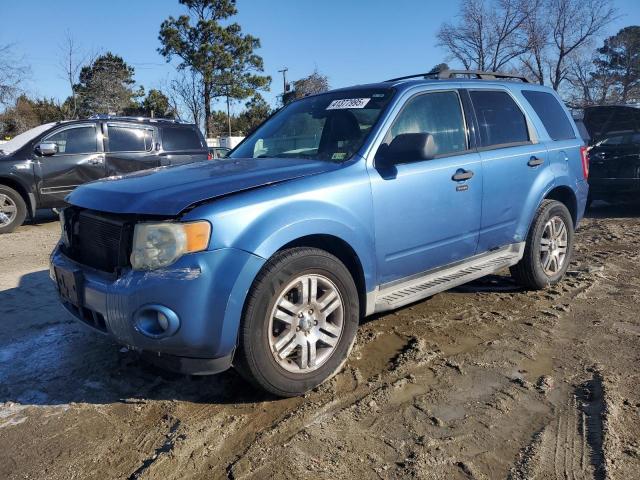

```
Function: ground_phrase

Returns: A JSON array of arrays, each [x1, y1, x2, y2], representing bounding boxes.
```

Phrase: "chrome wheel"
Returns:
[[268, 274, 344, 373], [540, 216, 568, 276], [0, 194, 17, 227]]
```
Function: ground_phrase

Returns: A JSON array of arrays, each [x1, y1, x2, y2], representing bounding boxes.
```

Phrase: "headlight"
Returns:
[[130, 221, 211, 270]]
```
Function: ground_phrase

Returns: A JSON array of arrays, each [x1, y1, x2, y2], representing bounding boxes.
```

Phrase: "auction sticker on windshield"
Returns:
[[326, 98, 371, 109]]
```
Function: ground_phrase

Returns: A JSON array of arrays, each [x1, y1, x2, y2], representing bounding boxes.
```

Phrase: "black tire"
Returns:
[[0, 185, 27, 234], [510, 199, 574, 290], [234, 247, 359, 397]]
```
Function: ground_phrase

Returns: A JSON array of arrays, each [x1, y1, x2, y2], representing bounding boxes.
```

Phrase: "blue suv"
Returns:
[[50, 70, 589, 397]]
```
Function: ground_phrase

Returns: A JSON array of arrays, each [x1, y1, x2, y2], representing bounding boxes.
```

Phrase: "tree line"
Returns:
[[1, 0, 637, 140], [437, 0, 639, 106]]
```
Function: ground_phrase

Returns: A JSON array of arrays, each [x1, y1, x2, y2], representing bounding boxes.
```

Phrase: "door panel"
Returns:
[[477, 144, 548, 251], [466, 89, 549, 252], [370, 153, 483, 285], [36, 124, 105, 207], [369, 90, 482, 286]]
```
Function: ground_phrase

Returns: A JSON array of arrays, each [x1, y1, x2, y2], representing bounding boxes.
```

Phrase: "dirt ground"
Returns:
[[0, 205, 639, 480]]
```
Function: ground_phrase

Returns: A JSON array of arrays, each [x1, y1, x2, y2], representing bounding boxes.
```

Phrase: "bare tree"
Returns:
[[437, 0, 529, 72], [169, 69, 204, 127], [521, 0, 617, 90], [0, 43, 30, 107], [57, 32, 94, 119]]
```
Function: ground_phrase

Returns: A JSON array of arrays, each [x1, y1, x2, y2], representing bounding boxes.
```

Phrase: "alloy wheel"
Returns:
[[540, 215, 568, 276], [268, 274, 344, 373], [0, 194, 17, 227]]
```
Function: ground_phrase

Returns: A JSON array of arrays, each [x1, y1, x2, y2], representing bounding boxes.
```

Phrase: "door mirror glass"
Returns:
[[380, 133, 437, 165], [37, 142, 59, 156]]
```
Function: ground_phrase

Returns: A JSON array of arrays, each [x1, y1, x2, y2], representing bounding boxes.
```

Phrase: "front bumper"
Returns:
[[50, 244, 265, 371]]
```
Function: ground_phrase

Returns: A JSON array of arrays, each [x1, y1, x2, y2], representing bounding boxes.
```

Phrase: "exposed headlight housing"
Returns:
[[59, 208, 70, 248], [130, 221, 211, 270]]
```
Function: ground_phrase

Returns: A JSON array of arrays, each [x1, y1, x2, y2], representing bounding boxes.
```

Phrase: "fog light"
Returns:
[[134, 305, 180, 339]]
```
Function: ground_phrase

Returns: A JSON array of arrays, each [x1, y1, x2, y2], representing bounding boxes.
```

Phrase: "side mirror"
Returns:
[[37, 142, 58, 156], [376, 133, 437, 167]]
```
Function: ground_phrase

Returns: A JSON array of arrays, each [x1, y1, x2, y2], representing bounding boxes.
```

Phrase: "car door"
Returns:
[[36, 123, 105, 208], [369, 89, 483, 286], [467, 89, 549, 253], [105, 122, 158, 175]]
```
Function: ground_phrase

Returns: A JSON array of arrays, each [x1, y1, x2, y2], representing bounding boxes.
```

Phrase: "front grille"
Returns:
[[65, 210, 133, 273]]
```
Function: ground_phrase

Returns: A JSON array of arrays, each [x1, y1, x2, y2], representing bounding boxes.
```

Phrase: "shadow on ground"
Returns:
[[0, 270, 271, 409]]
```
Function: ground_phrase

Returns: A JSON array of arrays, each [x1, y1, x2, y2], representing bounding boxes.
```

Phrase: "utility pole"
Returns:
[[225, 84, 231, 138], [278, 67, 288, 99]]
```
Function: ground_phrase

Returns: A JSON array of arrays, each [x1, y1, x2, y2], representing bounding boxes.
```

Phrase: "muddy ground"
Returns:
[[0, 205, 639, 480]]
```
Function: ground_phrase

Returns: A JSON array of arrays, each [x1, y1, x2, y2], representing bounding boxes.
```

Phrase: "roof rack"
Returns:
[[87, 114, 188, 124], [385, 69, 531, 83]]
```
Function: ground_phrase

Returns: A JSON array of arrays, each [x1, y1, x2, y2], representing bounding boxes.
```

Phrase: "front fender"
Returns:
[[183, 164, 377, 292]]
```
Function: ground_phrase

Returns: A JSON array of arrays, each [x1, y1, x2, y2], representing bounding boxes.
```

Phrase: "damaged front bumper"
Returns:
[[50, 244, 265, 374]]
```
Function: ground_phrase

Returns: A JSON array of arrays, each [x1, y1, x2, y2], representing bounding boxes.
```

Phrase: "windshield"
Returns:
[[230, 88, 395, 162], [0, 122, 57, 156]]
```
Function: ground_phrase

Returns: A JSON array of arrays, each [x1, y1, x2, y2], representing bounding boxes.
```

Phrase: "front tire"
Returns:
[[234, 247, 359, 397], [510, 200, 574, 290], [0, 186, 27, 234]]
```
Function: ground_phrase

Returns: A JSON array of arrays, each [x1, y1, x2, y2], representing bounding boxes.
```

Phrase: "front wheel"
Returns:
[[511, 200, 574, 290], [234, 247, 359, 397]]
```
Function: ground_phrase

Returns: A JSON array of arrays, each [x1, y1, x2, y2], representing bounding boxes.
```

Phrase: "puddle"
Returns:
[[351, 331, 407, 379]]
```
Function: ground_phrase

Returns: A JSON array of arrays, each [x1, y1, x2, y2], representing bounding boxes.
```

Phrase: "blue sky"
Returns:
[[1, 0, 639, 114]]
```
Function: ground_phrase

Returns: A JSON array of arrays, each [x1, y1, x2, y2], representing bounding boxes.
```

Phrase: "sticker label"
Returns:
[[331, 152, 347, 160], [326, 98, 371, 110]]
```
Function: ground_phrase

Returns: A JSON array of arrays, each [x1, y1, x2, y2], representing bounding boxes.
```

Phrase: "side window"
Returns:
[[387, 91, 467, 156], [108, 125, 153, 152], [469, 90, 530, 147], [162, 127, 203, 151], [522, 90, 575, 141], [44, 125, 98, 154]]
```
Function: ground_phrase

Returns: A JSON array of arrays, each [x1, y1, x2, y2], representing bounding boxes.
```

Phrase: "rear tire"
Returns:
[[0, 185, 27, 234], [510, 200, 574, 290], [234, 247, 359, 397]]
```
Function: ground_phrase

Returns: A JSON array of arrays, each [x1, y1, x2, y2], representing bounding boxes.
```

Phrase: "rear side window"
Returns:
[[162, 127, 203, 151], [108, 125, 153, 152], [387, 91, 467, 156], [470, 90, 529, 147], [522, 91, 575, 141]]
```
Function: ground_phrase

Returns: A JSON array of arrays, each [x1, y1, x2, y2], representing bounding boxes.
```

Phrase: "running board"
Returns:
[[369, 242, 525, 314]]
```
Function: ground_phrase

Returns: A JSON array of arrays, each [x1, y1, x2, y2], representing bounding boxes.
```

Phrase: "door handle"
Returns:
[[452, 169, 474, 181], [88, 155, 105, 165], [527, 156, 544, 167]]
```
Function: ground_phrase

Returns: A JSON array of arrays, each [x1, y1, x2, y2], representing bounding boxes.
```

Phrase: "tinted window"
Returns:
[[522, 90, 575, 141], [45, 125, 97, 154], [108, 125, 153, 152], [387, 91, 467, 156], [470, 91, 529, 147], [162, 127, 203, 151]]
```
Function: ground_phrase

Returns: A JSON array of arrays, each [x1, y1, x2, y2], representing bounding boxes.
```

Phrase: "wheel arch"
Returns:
[[278, 234, 367, 317], [544, 185, 578, 226]]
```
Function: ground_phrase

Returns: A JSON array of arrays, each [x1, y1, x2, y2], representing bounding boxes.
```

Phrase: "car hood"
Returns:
[[67, 157, 342, 215]]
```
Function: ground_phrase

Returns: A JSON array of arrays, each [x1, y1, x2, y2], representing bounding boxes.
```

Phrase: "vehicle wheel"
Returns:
[[510, 200, 574, 290], [0, 186, 27, 234], [234, 247, 359, 397]]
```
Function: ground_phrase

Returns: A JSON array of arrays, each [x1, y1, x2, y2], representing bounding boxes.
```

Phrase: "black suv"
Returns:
[[0, 116, 208, 233], [579, 105, 640, 207]]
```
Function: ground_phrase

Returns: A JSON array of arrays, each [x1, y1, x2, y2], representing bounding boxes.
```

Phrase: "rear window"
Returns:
[[522, 91, 575, 141], [108, 125, 153, 152], [162, 127, 204, 151], [469, 90, 530, 147]]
